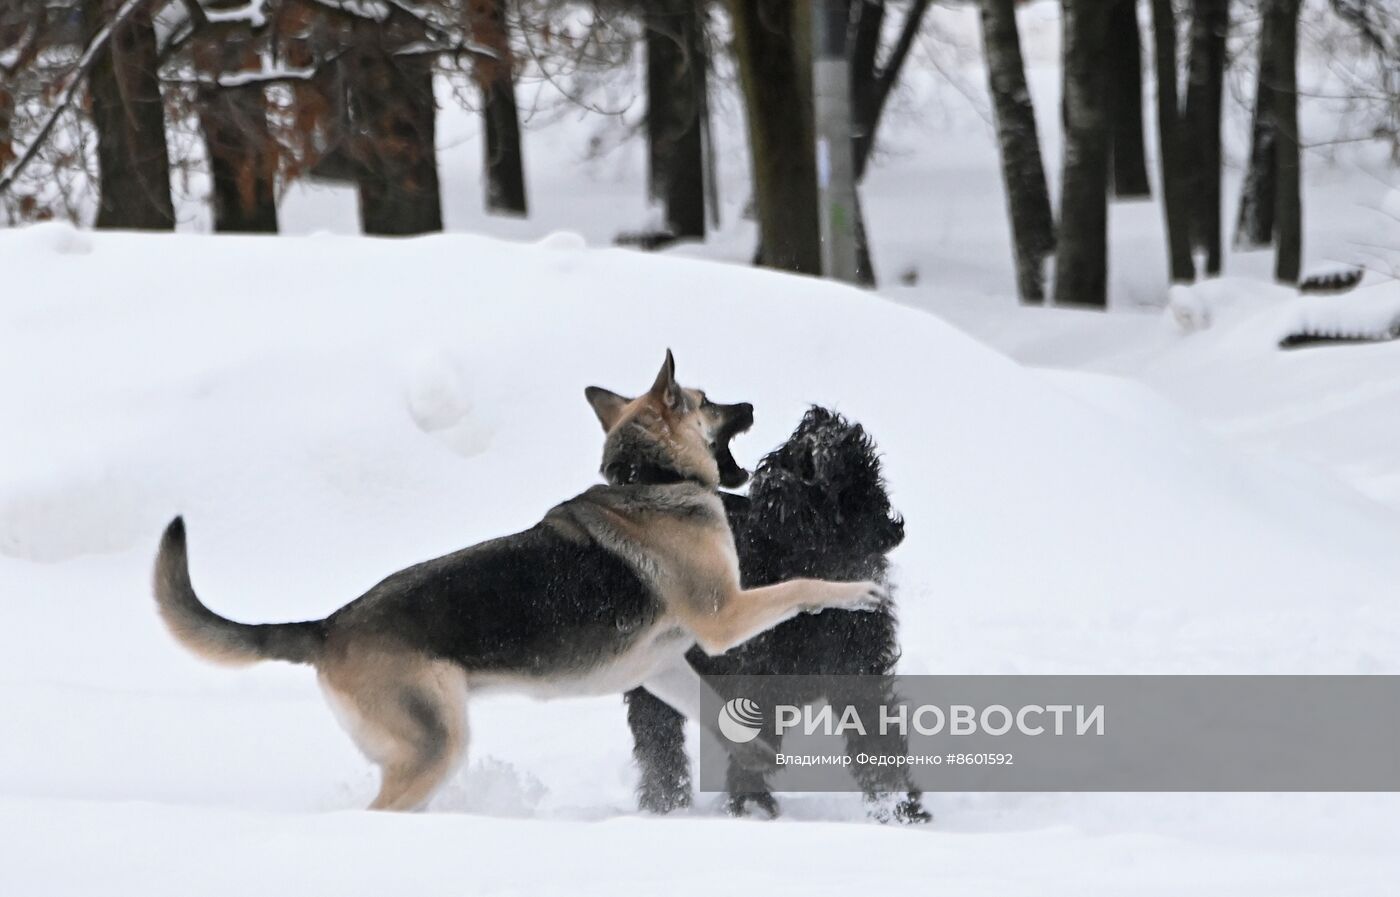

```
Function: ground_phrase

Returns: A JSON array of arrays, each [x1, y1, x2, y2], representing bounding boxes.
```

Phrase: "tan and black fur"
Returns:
[[153, 352, 886, 811]]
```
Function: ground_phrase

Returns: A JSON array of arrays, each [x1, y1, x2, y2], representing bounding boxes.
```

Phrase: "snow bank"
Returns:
[[1166, 277, 1400, 346], [2, 229, 1399, 894]]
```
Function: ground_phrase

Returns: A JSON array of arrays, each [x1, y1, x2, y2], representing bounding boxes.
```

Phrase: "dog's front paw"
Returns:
[[865, 791, 933, 825], [836, 580, 889, 612], [799, 581, 888, 615], [727, 791, 779, 819]]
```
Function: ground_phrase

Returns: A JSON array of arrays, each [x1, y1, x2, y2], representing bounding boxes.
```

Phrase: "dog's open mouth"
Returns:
[[713, 402, 755, 489]]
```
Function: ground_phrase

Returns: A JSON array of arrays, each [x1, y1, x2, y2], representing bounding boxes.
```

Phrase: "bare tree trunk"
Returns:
[[1107, 0, 1151, 198], [730, 0, 820, 275], [1150, 0, 1194, 282], [850, 0, 886, 179], [348, 48, 443, 236], [192, 0, 277, 232], [850, 0, 930, 179], [0, 9, 19, 167], [198, 83, 279, 233], [470, 0, 527, 216], [86, 0, 174, 230], [848, 0, 885, 287], [645, 0, 706, 240], [1270, 0, 1302, 284], [1235, 5, 1280, 249], [847, 0, 930, 286], [0, 83, 14, 170], [286, 32, 358, 185], [1054, 0, 1112, 309], [850, 192, 876, 286], [979, 0, 1056, 304], [1183, 0, 1227, 274]]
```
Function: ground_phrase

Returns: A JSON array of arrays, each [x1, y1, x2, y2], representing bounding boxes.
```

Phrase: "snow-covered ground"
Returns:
[[4, 224, 1400, 894], [5, 4, 1400, 895]]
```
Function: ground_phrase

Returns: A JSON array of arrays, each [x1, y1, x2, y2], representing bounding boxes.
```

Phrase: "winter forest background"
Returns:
[[2, 0, 1397, 303]]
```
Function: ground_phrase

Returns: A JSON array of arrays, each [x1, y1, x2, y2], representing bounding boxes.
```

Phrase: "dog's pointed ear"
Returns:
[[649, 349, 682, 410], [585, 386, 630, 432]]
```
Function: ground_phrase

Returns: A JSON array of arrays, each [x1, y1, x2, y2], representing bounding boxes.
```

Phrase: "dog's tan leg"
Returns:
[[366, 682, 469, 812], [691, 579, 886, 656], [319, 649, 469, 812]]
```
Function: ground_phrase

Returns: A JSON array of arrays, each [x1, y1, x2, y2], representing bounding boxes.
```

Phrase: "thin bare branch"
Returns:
[[0, 0, 150, 196]]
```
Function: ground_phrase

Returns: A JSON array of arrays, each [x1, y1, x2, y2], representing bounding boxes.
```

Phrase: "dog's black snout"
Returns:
[[728, 402, 755, 430]]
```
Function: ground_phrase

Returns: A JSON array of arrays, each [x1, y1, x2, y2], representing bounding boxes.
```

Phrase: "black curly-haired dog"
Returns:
[[624, 406, 929, 823]]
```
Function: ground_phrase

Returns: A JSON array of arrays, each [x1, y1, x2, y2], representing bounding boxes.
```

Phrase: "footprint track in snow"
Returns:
[[405, 350, 496, 459]]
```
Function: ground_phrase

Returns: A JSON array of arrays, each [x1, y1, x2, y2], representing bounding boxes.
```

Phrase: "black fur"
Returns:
[[625, 407, 930, 823], [327, 517, 663, 676]]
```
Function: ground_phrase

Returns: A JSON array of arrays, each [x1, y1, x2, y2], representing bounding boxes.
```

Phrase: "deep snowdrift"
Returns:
[[2, 228, 1398, 895]]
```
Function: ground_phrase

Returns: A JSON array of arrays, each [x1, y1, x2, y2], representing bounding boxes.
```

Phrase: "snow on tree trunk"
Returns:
[[87, 0, 174, 230], [1053, 0, 1112, 309], [191, 0, 278, 233], [979, 0, 1056, 304], [729, 0, 821, 275], [1150, 0, 1195, 283]]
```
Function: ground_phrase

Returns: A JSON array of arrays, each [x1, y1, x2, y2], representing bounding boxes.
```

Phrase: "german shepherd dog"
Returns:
[[152, 352, 887, 811]]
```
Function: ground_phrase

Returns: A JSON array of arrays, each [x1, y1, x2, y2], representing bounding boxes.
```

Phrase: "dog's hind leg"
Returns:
[[320, 651, 469, 811], [368, 684, 469, 812]]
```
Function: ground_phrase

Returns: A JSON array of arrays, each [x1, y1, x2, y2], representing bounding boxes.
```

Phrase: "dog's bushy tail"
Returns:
[[153, 517, 325, 667]]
